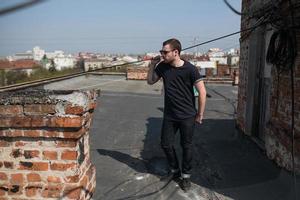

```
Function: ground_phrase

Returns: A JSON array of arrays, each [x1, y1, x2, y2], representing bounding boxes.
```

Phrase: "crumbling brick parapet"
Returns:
[[0, 90, 97, 200]]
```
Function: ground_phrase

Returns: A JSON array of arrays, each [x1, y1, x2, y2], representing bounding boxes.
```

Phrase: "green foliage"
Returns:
[[2, 66, 83, 86], [5, 70, 28, 85]]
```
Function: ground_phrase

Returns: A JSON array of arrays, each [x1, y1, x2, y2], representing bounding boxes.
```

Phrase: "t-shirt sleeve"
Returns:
[[154, 63, 163, 77], [191, 66, 203, 84]]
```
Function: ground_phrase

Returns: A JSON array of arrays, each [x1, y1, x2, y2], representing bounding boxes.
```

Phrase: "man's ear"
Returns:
[[174, 49, 179, 55]]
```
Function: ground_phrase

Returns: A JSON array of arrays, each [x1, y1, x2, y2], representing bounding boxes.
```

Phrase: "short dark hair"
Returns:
[[163, 38, 182, 55]]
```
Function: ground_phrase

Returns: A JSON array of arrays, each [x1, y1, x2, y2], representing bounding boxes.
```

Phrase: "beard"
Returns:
[[163, 57, 174, 64]]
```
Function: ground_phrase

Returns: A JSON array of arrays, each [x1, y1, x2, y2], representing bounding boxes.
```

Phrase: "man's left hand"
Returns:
[[195, 114, 203, 124]]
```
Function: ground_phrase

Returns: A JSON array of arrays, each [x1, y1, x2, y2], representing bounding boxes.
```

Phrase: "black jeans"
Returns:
[[160, 117, 195, 177]]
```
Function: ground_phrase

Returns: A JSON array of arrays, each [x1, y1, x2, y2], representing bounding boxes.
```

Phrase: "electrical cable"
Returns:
[[223, 0, 245, 16], [86, 21, 267, 73], [0, 0, 46, 16]]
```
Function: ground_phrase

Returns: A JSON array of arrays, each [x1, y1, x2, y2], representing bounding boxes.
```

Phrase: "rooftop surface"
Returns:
[[43, 75, 299, 200]]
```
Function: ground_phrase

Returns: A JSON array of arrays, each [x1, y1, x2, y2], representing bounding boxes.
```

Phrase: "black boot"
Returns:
[[181, 178, 191, 192]]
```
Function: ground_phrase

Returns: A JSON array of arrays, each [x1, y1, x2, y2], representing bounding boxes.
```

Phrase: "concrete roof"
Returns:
[[42, 75, 300, 200]]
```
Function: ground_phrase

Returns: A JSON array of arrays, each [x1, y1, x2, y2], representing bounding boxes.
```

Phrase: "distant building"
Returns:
[[193, 61, 217, 76], [33, 46, 45, 61], [53, 55, 75, 71], [227, 54, 240, 66], [46, 50, 64, 59], [0, 59, 40, 75], [122, 56, 138, 63], [14, 51, 33, 60], [208, 48, 228, 65], [84, 59, 109, 72]]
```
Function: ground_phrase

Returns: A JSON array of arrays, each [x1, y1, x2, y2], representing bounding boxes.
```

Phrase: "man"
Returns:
[[147, 38, 206, 191]]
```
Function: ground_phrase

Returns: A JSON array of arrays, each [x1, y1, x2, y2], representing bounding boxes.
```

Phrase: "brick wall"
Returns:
[[127, 65, 236, 84], [238, 0, 300, 173], [0, 90, 97, 199], [126, 67, 148, 80], [265, 29, 300, 172], [236, 0, 251, 133], [217, 64, 231, 77]]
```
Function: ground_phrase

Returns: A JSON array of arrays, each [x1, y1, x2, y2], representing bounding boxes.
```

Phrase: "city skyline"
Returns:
[[0, 0, 242, 56]]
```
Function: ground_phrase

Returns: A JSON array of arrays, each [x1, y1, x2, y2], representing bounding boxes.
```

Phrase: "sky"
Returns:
[[0, 0, 242, 56]]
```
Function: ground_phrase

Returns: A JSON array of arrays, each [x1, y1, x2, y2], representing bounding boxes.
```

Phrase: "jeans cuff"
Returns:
[[170, 168, 180, 173], [182, 173, 191, 178]]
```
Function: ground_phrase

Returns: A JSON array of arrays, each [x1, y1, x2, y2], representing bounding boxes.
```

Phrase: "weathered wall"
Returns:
[[126, 67, 148, 80], [237, 0, 300, 173], [0, 90, 97, 199]]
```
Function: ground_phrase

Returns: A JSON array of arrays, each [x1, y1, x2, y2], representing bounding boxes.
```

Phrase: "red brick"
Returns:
[[41, 130, 59, 137], [65, 105, 85, 115], [11, 174, 23, 184], [24, 104, 55, 115], [56, 140, 77, 148], [42, 184, 63, 198], [18, 162, 48, 171], [80, 176, 88, 187], [43, 151, 57, 160], [65, 186, 82, 199], [65, 175, 80, 183], [23, 150, 40, 159], [23, 130, 40, 137], [30, 117, 48, 127], [0, 140, 10, 147], [26, 173, 41, 182], [3, 161, 13, 169], [49, 116, 83, 128], [47, 176, 61, 183], [61, 151, 77, 160], [50, 163, 76, 171], [5, 130, 23, 137], [15, 141, 25, 147], [0, 172, 7, 181], [0, 105, 23, 116], [8, 184, 22, 195], [63, 128, 86, 139], [11, 149, 22, 158], [0, 188, 5, 196], [25, 186, 38, 197], [0, 116, 47, 128]]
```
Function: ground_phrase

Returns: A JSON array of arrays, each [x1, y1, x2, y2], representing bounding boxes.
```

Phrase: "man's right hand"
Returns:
[[149, 56, 163, 68]]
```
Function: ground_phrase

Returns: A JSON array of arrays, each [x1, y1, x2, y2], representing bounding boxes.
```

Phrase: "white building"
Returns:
[[207, 48, 228, 65], [33, 46, 45, 61], [228, 55, 240, 66], [46, 50, 64, 59], [209, 56, 228, 65], [84, 59, 111, 71], [14, 51, 33, 60], [122, 56, 138, 63], [227, 48, 240, 66], [53, 55, 75, 71], [193, 61, 217, 76]]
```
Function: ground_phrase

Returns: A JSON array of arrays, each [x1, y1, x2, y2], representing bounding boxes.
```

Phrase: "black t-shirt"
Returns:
[[155, 60, 203, 120]]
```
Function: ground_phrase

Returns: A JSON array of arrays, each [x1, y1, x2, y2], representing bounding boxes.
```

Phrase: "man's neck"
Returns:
[[171, 58, 184, 67]]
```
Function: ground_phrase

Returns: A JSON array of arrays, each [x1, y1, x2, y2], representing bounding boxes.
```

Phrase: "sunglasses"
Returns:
[[159, 49, 174, 55]]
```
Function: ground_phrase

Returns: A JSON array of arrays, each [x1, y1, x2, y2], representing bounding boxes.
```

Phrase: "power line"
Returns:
[[87, 16, 268, 72], [0, 0, 46, 16], [182, 19, 265, 52]]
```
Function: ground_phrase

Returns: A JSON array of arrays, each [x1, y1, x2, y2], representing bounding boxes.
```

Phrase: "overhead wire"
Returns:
[[87, 18, 269, 73], [0, 0, 46, 16]]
